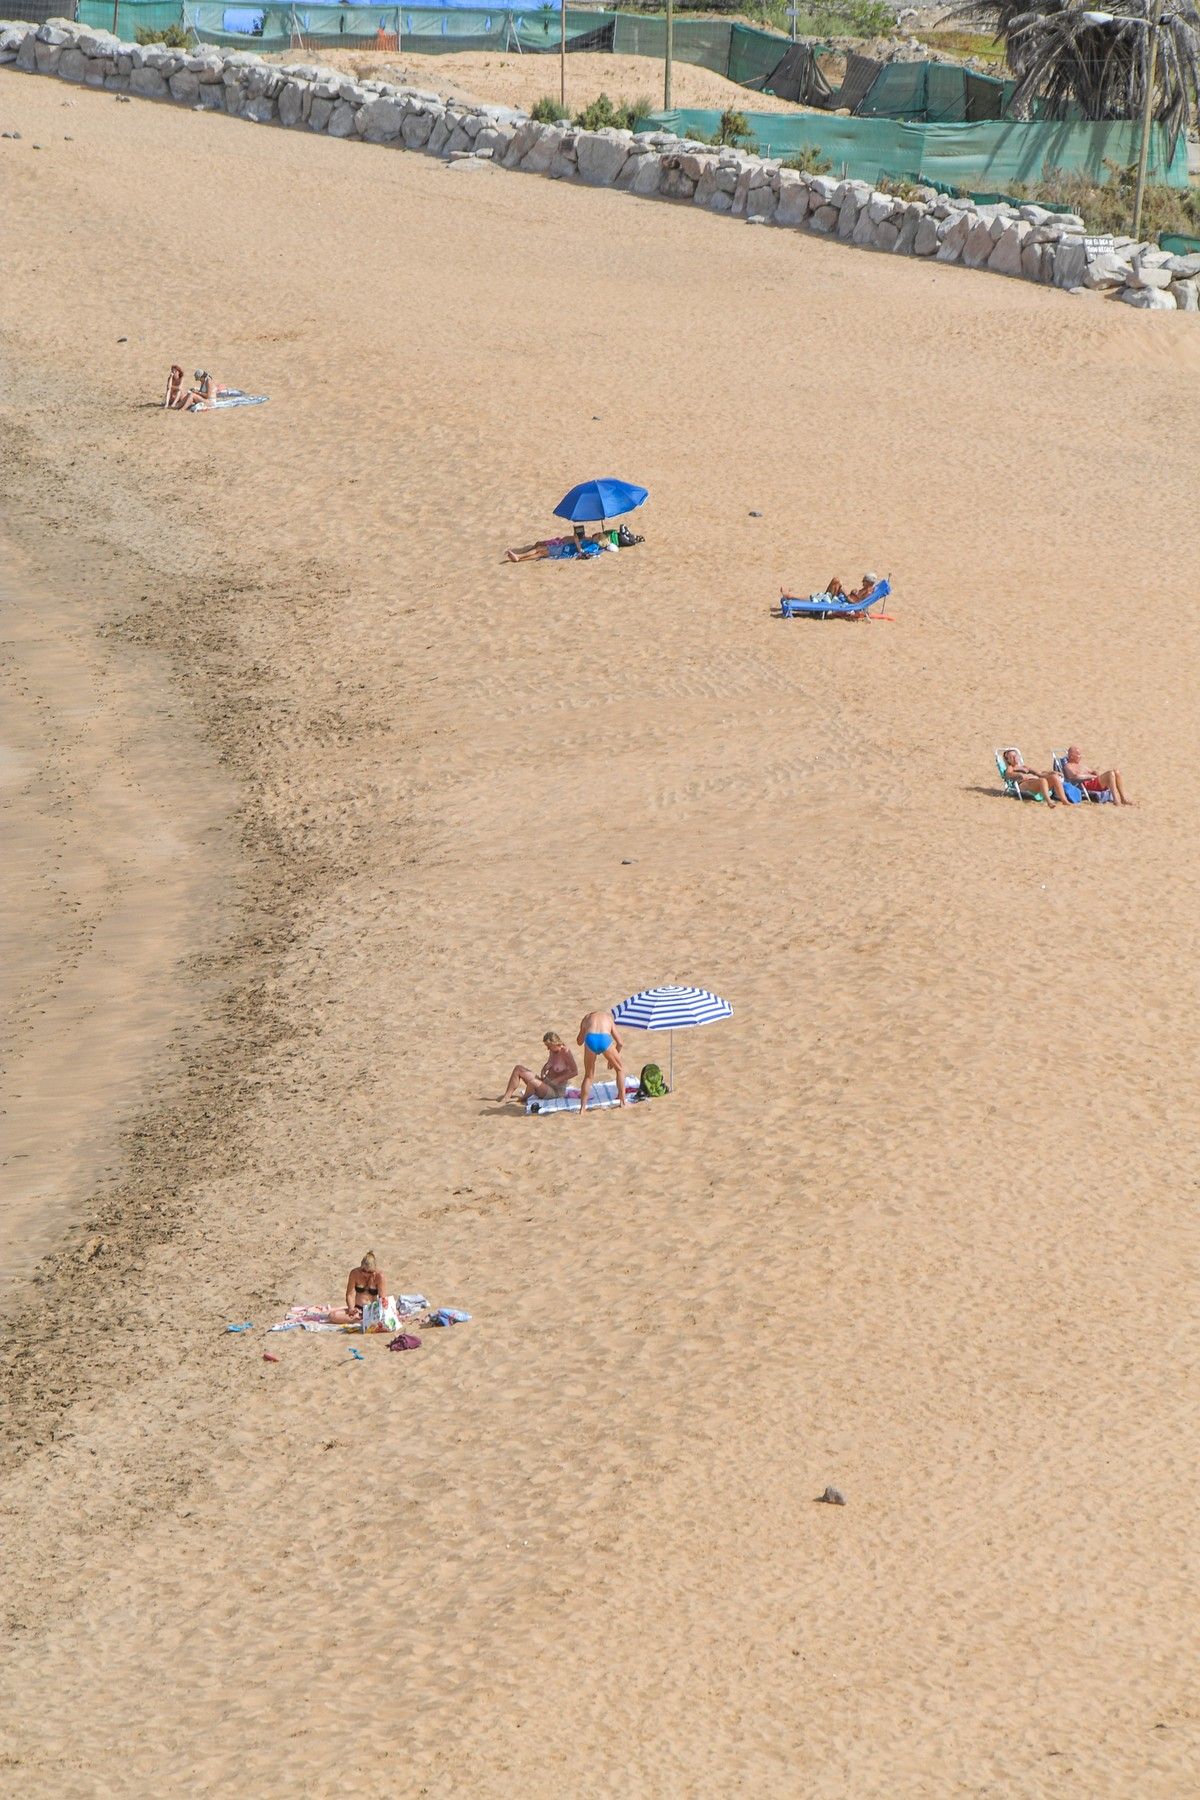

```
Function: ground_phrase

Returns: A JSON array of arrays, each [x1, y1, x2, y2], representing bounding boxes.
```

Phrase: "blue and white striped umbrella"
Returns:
[[613, 985, 732, 1088]]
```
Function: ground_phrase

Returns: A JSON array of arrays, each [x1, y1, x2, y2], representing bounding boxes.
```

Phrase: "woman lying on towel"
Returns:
[[499, 1031, 579, 1104], [506, 525, 607, 563], [326, 1251, 388, 1325]]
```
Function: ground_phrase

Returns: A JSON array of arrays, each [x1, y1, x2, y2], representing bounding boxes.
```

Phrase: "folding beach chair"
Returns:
[[1052, 751, 1112, 803], [996, 747, 1044, 801], [779, 578, 892, 620]]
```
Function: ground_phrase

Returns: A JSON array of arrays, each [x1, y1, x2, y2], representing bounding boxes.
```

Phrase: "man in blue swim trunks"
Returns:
[[576, 1008, 626, 1115]]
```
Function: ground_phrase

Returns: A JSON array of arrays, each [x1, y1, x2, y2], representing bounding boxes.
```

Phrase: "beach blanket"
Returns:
[[526, 1078, 641, 1116], [269, 1295, 427, 1333], [193, 388, 269, 412]]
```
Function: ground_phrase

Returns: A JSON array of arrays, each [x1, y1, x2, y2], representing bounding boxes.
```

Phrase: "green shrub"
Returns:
[[572, 92, 657, 133], [757, 0, 895, 37], [781, 143, 833, 176], [134, 22, 190, 46], [1008, 162, 1200, 237], [531, 95, 570, 124]]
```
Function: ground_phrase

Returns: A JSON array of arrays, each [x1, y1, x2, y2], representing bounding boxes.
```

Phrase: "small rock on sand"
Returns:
[[817, 1485, 846, 1505]]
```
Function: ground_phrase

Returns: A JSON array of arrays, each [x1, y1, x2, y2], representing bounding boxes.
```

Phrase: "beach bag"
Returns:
[[1062, 781, 1084, 804], [617, 525, 644, 548], [388, 1333, 421, 1352], [639, 1063, 669, 1099]]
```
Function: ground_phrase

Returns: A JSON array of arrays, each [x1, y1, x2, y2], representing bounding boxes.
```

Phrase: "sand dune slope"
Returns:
[[0, 75, 1198, 1797]]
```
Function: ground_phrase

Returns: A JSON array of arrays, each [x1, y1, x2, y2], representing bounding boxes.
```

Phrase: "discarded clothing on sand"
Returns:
[[388, 1333, 422, 1352], [425, 1308, 471, 1327]]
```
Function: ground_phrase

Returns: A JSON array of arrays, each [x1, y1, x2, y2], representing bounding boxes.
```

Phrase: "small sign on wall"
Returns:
[[1085, 234, 1116, 257]]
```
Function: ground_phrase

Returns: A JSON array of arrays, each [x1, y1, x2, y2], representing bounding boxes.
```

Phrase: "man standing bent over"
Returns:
[[577, 1008, 625, 1114]]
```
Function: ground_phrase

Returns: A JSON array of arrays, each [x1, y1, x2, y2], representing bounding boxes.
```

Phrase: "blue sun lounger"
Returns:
[[780, 578, 891, 619]]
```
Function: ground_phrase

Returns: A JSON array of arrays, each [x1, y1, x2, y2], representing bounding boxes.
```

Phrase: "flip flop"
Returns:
[[225, 1322, 254, 1333]]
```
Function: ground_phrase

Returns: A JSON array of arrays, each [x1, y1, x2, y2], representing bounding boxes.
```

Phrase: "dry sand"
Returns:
[[294, 46, 816, 113], [1, 71, 1199, 1797]]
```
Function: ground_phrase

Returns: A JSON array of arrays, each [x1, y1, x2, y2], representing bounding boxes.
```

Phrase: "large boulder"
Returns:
[[308, 96, 333, 131], [15, 31, 38, 70], [575, 129, 629, 186], [1082, 252, 1130, 290], [1116, 284, 1176, 309], [1171, 278, 1199, 311], [935, 213, 972, 263], [359, 96, 402, 141], [57, 44, 87, 80], [168, 69, 200, 102], [808, 173, 839, 204], [1127, 252, 1172, 290], [278, 80, 307, 127], [874, 218, 901, 251], [628, 156, 663, 197], [401, 109, 435, 149], [327, 100, 357, 138], [988, 224, 1025, 277], [520, 124, 563, 174], [1052, 236, 1088, 288], [775, 175, 810, 228], [836, 190, 862, 238], [866, 191, 894, 225], [809, 203, 839, 234], [129, 65, 167, 99], [913, 213, 940, 256], [962, 218, 996, 269], [33, 39, 62, 71], [894, 203, 924, 255], [746, 185, 776, 222]]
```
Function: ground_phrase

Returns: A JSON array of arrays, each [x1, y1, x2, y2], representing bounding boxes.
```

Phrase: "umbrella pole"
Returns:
[[670, 1031, 674, 1091]]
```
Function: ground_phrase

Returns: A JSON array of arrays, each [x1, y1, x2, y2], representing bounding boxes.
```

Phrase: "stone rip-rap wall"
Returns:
[[3, 16, 1198, 313]]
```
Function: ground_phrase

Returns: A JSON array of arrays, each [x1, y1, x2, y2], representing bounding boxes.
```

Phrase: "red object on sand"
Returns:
[[263, 1353, 279, 1363]]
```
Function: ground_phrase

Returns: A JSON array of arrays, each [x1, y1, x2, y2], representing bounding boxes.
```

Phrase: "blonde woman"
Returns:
[[499, 1031, 578, 1104], [328, 1251, 387, 1324]]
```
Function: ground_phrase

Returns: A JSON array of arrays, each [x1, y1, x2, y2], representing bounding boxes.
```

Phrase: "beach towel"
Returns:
[[526, 1078, 641, 1115], [268, 1295, 428, 1332], [192, 388, 269, 412]]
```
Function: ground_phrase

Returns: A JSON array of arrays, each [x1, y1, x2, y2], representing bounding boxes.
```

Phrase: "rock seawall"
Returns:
[[4, 16, 1197, 314]]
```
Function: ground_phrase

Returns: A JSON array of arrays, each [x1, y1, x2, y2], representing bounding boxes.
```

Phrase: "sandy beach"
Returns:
[[1, 69, 1198, 1796]]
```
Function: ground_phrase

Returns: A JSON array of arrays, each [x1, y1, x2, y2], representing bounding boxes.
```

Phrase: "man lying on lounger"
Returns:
[[1061, 745, 1133, 806], [779, 571, 880, 606]]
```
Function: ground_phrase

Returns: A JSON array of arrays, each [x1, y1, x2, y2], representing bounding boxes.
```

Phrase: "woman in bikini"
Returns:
[[328, 1251, 387, 1324], [1001, 749, 1073, 806], [498, 1031, 578, 1104]]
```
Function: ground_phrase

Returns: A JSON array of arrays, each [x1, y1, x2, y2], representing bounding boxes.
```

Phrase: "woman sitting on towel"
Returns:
[[169, 369, 219, 413], [498, 1031, 578, 1104], [506, 525, 592, 563], [327, 1251, 388, 1325], [164, 365, 186, 409]]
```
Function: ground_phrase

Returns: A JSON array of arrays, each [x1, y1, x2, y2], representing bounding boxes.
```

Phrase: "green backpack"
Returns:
[[639, 1063, 669, 1099]]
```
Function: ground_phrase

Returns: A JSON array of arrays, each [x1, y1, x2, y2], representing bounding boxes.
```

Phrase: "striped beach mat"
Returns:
[[526, 1079, 641, 1116]]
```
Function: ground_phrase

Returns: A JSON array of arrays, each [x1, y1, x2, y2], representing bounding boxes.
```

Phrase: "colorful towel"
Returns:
[[269, 1295, 428, 1333], [526, 1078, 640, 1116]]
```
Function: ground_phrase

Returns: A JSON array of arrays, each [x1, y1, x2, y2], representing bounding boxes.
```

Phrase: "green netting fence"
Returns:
[[646, 109, 1189, 189]]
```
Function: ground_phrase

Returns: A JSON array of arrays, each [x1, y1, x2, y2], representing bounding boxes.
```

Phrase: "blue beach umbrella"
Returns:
[[553, 478, 649, 525], [613, 984, 732, 1090]]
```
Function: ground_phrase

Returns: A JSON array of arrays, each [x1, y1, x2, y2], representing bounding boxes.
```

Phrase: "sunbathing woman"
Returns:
[[164, 365, 186, 408], [506, 524, 589, 562], [327, 1251, 387, 1324], [173, 370, 219, 413], [1002, 749, 1073, 805], [499, 1031, 578, 1104]]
